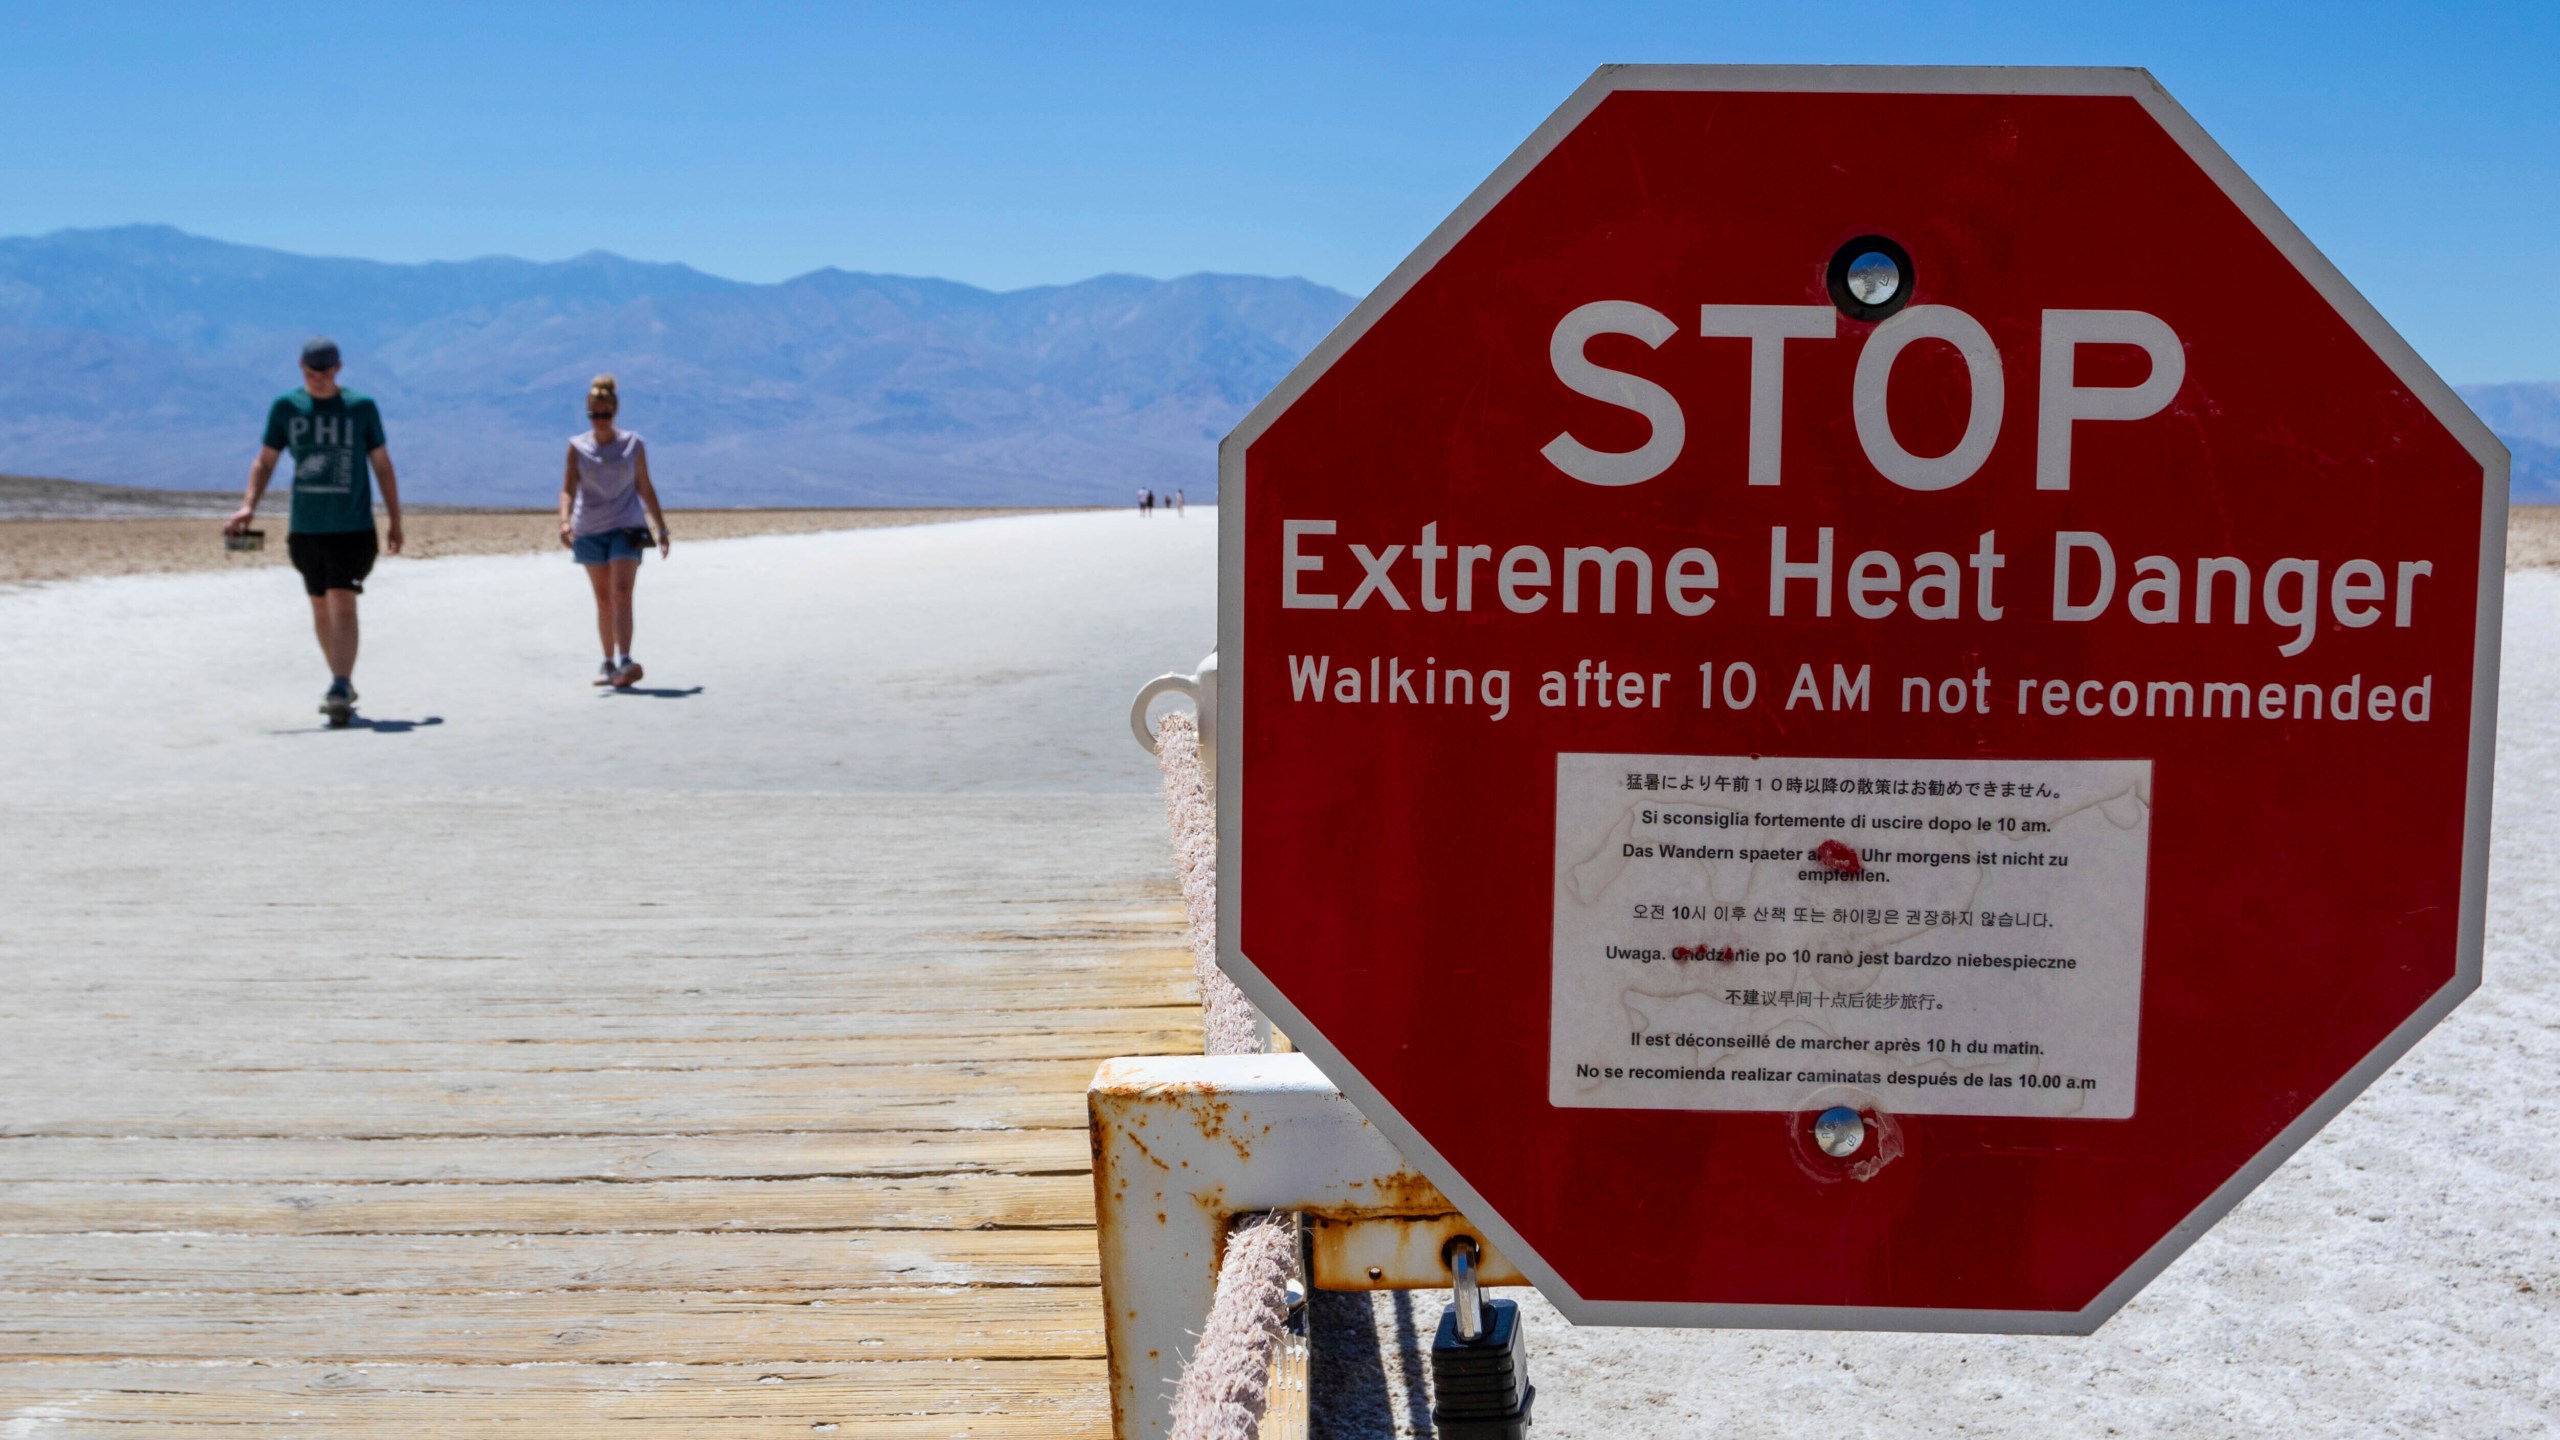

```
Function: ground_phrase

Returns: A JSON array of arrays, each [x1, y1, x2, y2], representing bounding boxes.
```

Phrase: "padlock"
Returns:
[[1428, 1237, 1534, 1439]]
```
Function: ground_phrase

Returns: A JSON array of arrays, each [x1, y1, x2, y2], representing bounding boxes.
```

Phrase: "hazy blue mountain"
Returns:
[[0, 226, 1356, 505], [3, 227, 2548, 508], [2457, 382, 2560, 501]]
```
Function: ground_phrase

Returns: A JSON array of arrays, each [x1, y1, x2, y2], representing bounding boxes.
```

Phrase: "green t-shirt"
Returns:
[[262, 389, 387, 534]]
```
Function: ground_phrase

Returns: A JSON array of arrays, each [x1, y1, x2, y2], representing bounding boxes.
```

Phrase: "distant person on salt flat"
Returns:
[[1175, 488, 1185, 517], [1138, 487, 1153, 517], [560, 374, 669, 688], [223, 336, 404, 728]]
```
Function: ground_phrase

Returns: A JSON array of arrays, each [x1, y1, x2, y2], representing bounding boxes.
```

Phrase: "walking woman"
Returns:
[[560, 375, 669, 687]]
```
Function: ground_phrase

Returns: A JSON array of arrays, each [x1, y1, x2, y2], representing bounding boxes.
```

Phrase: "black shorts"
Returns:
[[287, 529, 378, 597]]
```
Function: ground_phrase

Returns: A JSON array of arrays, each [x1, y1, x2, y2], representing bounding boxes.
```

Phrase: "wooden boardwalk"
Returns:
[[0, 789, 1197, 1436]]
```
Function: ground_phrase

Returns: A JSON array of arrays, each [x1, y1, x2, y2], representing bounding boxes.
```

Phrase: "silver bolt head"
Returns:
[[1845, 251, 1901, 306], [1813, 1105, 1867, 1158]]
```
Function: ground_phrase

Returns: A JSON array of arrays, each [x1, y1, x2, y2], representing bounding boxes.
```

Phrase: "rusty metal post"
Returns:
[[1088, 1053, 1524, 1440]]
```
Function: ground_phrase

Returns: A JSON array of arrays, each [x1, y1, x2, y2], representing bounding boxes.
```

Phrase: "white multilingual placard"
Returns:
[[1550, 753, 2153, 1119]]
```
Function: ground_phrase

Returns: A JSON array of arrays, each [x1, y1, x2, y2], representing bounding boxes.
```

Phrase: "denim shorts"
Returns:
[[572, 526, 652, 565]]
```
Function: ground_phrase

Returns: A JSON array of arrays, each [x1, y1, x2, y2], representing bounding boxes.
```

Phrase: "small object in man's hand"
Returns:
[[225, 529, 267, 553]]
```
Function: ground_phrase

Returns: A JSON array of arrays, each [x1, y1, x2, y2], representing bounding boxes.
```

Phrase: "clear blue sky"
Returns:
[[2, 2, 2553, 381]]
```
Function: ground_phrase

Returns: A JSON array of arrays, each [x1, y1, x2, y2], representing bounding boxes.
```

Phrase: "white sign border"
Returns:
[[1215, 64, 2506, 1334]]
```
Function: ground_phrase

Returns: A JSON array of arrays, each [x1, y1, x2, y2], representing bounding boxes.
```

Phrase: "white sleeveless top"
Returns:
[[568, 430, 649, 535]]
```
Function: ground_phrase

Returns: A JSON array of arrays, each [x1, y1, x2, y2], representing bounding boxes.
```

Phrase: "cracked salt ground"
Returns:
[[1315, 575, 2560, 1439]]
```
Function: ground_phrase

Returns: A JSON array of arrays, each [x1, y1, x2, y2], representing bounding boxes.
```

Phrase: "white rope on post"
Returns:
[[1152, 707, 1299, 1438], [1155, 709, 1262, 1057], [1168, 1211, 1298, 1440]]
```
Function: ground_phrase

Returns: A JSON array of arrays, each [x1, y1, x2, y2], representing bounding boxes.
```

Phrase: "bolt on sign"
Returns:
[[1218, 66, 2503, 1330]]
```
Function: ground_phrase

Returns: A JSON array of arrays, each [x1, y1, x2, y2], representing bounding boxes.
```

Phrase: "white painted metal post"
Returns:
[[1091, 1053, 1526, 1440], [1092, 1055, 1396, 1439]]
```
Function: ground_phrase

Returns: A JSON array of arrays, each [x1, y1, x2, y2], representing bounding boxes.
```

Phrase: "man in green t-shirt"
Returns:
[[224, 337, 406, 726]]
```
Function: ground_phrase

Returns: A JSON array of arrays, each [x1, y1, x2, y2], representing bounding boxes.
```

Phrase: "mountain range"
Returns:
[[2453, 382, 2560, 502], [0, 225, 2551, 506], [0, 226, 1355, 506]]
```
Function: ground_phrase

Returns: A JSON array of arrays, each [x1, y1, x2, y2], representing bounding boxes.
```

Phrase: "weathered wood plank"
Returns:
[[0, 1404, 1100, 1424], [12, 1028, 1197, 1074], [0, 1355, 1109, 1405], [1, 1230, 1101, 1292], [0, 1361, 1114, 1438], [3, 1004, 1197, 1048], [0, 1129, 1095, 1184], [0, 1173, 1097, 1234], [0, 1411, 1107, 1438], [0, 1289, 1101, 1363], [0, 925, 1187, 969], [0, 967, 1191, 1017], [0, 1058, 1104, 1137]]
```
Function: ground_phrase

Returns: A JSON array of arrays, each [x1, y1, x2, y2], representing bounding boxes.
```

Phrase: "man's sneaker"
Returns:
[[320, 680, 355, 728], [592, 660, 618, 686], [612, 658, 645, 688]]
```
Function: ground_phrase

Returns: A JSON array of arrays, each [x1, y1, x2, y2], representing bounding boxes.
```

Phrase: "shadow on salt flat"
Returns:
[[268, 715, 447, 736]]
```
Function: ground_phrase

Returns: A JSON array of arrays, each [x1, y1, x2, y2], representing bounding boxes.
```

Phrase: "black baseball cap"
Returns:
[[300, 336, 341, 371]]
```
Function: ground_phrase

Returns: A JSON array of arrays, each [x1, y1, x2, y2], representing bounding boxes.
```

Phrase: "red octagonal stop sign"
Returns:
[[1218, 66, 2504, 1330]]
